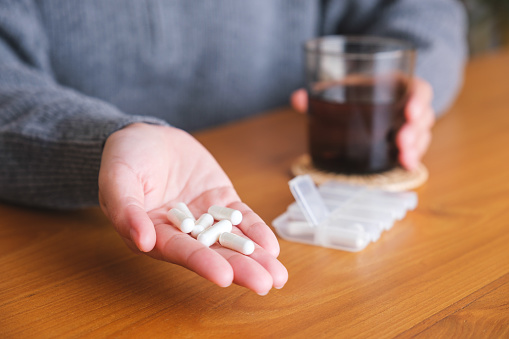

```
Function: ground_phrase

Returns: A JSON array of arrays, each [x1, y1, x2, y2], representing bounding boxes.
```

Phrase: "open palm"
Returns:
[[98, 123, 287, 294]]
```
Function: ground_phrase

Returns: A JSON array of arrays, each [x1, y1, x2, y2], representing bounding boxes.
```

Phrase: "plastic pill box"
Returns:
[[272, 175, 417, 252]]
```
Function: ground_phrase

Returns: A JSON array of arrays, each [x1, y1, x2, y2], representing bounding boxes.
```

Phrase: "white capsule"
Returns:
[[219, 232, 255, 255], [167, 208, 194, 233], [190, 224, 205, 238], [191, 213, 214, 238], [327, 228, 370, 251], [286, 221, 315, 236], [175, 202, 195, 221], [196, 213, 214, 228], [208, 205, 243, 225], [197, 220, 233, 247]]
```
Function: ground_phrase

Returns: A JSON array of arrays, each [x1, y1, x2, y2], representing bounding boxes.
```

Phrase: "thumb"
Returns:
[[122, 202, 157, 252], [99, 166, 157, 253]]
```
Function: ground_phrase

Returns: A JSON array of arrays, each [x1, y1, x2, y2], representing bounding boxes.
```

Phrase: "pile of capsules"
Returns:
[[167, 203, 255, 255]]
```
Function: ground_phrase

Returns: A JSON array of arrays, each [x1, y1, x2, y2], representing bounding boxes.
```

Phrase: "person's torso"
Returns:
[[37, 0, 327, 130]]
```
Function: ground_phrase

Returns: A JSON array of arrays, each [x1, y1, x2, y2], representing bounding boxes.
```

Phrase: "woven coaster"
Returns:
[[291, 154, 428, 192]]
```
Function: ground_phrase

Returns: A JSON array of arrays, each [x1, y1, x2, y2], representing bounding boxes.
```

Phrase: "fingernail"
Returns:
[[257, 290, 269, 296]]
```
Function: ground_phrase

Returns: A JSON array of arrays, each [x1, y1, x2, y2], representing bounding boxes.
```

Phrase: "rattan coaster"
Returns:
[[291, 154, 428, 192]]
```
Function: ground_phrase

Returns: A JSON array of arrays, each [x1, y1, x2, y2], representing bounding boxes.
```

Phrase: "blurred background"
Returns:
[[463, 0, 509, 55]]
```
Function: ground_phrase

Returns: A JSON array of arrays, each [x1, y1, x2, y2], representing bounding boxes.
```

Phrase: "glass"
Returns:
[[304, 36, 415, 174]]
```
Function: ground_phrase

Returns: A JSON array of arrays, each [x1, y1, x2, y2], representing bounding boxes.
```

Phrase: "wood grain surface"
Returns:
[[1, 50, 508, 338]]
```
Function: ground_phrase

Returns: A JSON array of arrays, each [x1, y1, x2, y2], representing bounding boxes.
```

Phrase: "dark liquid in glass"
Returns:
[[308, 81, 408, 174]]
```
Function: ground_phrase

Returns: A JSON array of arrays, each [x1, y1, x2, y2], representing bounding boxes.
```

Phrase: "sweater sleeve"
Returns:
[[0, 1, 168, 209], [322, 0, 468, 116]]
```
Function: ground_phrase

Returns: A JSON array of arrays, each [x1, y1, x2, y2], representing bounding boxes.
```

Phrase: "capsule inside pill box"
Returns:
[[286, 202, 385, 240], [319, 181, 418, 210], [280, 218, 371, 251], [318, 223, 371, 250]]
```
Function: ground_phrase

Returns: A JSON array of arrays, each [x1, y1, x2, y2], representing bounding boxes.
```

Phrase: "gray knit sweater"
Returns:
[[0, 0, 467, 209]]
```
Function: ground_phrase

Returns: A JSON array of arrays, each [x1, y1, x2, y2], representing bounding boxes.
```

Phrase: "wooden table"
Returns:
[[1, 50, 509, 338]]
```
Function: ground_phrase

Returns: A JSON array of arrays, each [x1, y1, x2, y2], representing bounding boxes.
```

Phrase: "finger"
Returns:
[[400, 146, 421, 171], [154, 223, 234, 288], [124, 203, 157, 252], [99, 166, 156, 252], [420, 106, 436, 130], [397, 125, 420, 170], [290, 89, 308, 113], [229, 202, 280, 257], [413, 128, 432, 160], [117, 234, 142, 254], [397, 121, 433, 170], [406, 103, 435, 132], [406, 78, 434, 122], [226, 228, 288, 289], [398, 104, 434, 150], [247, 245, 289, 289], [215, 246, 274, 295], [416, 136, 432, 166]]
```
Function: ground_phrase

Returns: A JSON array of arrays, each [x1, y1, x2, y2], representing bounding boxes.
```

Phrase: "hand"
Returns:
[[290, 77, 435, 170], [98, 123, 288, 295]]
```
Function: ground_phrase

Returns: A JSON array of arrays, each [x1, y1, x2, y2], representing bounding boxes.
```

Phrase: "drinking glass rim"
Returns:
[[304, 35, 415, 59]]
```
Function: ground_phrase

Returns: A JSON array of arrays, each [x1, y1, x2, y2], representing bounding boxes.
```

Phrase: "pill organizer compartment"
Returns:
[[272, 175, 417, 252]]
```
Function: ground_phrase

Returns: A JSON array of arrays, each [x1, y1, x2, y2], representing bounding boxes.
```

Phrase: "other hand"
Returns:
[[290, 77, 435, 170]]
